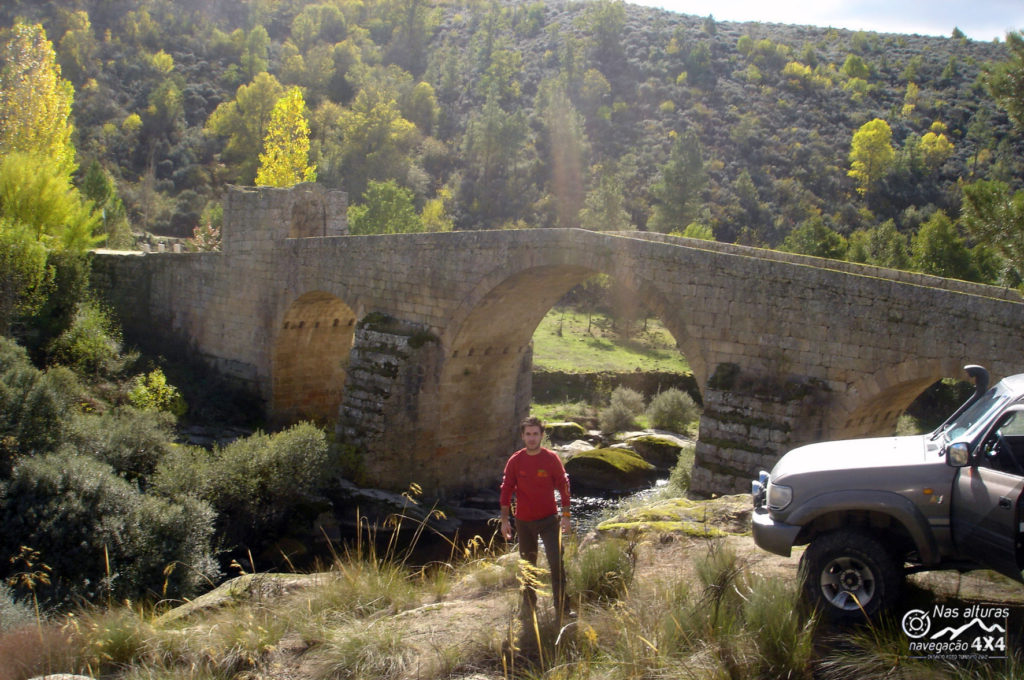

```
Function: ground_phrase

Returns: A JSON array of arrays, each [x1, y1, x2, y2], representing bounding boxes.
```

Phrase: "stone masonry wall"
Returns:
[[689, 363, 832, 495], [90, 185, 1024, 496]]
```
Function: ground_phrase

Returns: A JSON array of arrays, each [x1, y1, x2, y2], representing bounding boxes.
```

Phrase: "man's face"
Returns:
[[522, 425, 543, 451]]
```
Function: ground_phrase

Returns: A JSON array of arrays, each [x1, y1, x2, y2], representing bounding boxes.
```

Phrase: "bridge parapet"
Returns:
[[624, 231, 1023, 302]]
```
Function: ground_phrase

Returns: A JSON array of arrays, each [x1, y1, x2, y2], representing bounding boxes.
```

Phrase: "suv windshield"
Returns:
[[941, 386, 1008, 441]]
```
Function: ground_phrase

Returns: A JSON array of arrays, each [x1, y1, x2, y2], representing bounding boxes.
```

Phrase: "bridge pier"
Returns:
[[689, 363, 833, 495]]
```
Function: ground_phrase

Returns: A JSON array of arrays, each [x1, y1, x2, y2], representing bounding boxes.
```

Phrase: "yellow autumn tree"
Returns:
[[254, 87, 316, 187], [848, 118, 894, 196], [0, 22, 76, 176], [919, 121, 954, 170]]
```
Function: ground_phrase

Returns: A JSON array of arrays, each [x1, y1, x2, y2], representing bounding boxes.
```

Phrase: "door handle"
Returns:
[[999, 497, 1012, 508]]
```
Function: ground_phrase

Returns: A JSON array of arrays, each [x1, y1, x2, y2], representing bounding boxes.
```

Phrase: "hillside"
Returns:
[[1, 0, 1021, 251]]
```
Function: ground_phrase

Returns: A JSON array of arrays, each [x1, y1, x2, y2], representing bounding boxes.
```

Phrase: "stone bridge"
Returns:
[[92, 185, 1024, 497]]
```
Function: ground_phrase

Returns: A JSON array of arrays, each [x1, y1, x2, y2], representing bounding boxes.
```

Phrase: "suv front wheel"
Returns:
[[800, 529, 902, 621]]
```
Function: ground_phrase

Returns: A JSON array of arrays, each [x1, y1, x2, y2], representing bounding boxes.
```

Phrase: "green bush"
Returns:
[[0, 451, 218, 606], [46, 300, 124, 378], [153, 422, 331, 548], [599, 386, 645, 432], [662, 442, 695, 496], [18, 249, 91, 359], [0, 220, 50, 336], [0, 337, 80, 466], [64, 406, 177, 483], [646, 388, 699, 433], [127, 368, 187, 417]]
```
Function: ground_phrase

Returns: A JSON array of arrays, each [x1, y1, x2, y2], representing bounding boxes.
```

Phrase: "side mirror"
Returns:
[[947, 442, 971, 468]]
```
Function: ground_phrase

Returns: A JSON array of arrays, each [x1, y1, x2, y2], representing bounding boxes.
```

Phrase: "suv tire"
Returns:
[[800, 529, 902, 621]]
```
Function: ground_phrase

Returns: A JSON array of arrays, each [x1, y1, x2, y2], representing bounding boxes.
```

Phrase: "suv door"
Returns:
[[951, 407, 1024, 581]]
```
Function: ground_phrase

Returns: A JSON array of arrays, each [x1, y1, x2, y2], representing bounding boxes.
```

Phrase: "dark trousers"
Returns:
[[516, 513, 569, 617]]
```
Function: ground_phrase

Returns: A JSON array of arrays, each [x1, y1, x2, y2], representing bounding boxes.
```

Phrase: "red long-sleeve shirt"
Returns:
[[499, 448, 570, 522]]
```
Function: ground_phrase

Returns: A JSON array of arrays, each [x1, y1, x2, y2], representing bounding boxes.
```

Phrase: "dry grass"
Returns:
[[4, 501, 1024, 680]]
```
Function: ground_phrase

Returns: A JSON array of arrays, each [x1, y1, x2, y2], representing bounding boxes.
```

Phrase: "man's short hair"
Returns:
[[520, 416, 544, 433]]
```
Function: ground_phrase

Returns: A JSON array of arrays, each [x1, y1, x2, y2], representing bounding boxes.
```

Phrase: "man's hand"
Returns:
[[560, 515, 571, 534], [500, 517, 513, 541]]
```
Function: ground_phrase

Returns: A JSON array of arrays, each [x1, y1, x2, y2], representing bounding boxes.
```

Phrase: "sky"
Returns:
[[628, 0, 1024, 42]]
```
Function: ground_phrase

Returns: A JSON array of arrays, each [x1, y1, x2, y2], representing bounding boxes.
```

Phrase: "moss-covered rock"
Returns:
[[565, 447, 659, 493], [596, 494, 752, 538], [627, 434, 685, 471], [546, 421, 588, 442]]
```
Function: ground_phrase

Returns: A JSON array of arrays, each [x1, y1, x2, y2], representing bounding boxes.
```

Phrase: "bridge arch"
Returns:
[[272, 290, 356, 423], [435, 261, 700, 490], [826, 357, 967, 439]]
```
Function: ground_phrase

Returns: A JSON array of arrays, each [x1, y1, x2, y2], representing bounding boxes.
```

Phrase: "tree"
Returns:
[[255, 87, 316, 187], [842, 54, 870, 80], [579, 0, 626, 67], [961, 179, 1024, 282], [780, 216, 847, 260], [0, 153, 101, 335], [56, 10, 99, 84], [647, 131, 706, 233], [349, 180, 423, 235], [910, 211, 974, 280], [848, 118, 895, 196], [540, 84, 587, 229], [81, 161, 132, 250], [0, 152, 100, 253], [336, 87, 420, 199], [0, 23, 76, 177], [847, 220, 909, 270], [204, 72, 284, 184], [579, 162, 631, 231], [459, 92, 531, 227], [241, 26, 270, 82], [919, 122, 954, 170], [986, 31, 1024, 133]]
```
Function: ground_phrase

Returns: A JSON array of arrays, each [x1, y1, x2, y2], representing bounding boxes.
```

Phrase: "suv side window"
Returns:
[[979, 410, 1024, 476]]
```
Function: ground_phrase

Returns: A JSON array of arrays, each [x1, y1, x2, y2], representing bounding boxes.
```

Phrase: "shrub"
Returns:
[[47, 300, 125, 378], [599, 386, 645, 432], [662, 442, 695, 496], [646, 388, 699, 433], [153, 422, 331, 548], [64, 406, 177, 483], [127, 368, 187, 417], [0, 451, 218, 606], [0, 337, 80, 465]]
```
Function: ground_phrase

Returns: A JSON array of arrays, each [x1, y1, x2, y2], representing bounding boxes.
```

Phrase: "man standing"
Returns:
[[500, 416, 571, 620]]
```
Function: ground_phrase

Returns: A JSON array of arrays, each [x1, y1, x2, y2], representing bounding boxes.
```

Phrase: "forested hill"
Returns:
[[2, 0, 1022, 262]]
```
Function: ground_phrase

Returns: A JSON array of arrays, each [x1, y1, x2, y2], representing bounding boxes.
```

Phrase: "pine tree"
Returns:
[[254, 87, 316, 188], [647, 130, 706, 233]]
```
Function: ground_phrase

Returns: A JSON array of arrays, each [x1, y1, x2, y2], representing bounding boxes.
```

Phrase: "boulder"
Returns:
[[555, 439, 596, 457], [545, 421, 588, 442], [626, 434, 686, 471], [155, 573, 318, 625], [595, 494, 752, 538], [565, 447, 659, 494]]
